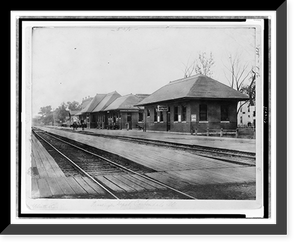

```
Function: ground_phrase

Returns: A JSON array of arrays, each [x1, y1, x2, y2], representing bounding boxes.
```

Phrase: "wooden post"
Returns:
[[236, 128, 238, 138], [220, 128, 223, 137], [206, 127, 209, 136]]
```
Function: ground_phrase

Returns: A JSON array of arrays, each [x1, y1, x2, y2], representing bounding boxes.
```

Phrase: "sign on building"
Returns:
[[191, 114, 197, 122], [157, 105, 168, 111]]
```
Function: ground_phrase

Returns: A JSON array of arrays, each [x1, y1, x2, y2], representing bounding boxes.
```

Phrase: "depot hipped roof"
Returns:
[[136, 74, 249, 106]]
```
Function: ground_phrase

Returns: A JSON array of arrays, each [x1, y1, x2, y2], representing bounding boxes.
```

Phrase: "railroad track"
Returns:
[[46, 127, 256, 166], [32, 128, 197, 200]]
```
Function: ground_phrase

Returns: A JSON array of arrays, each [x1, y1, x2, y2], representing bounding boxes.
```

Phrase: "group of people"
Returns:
[[72, 119, 86, 131]]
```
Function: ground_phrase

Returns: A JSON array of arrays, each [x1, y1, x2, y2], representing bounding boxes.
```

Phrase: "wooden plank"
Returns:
[[31, 178, 40, 198], [32, 147, 44, 169], [95, 175, 125, 192], [163, 172, 191, 187], [73, 177, 97, 195], [30, 167, 40, 179], [190, 169, 239, 184], [31, 154, 37, 168], [33, 134, 67, 178], [129, 174, 167, 190], [45, 177, 64, 196], [113, 174, 144, 191], [145, 172, 187, 189], [65, 177, 87, 195], [81, 177, 106, 195], [105, 175, 137, 192], [45, 168, 57, 178], [122, 174, 156, 190], [37, 178, 52, 198], [167, 170, 202, 184], [40, 148, 66, 177], [169, 170, 220, 185], [37, 167, 48, 178], [55, 177, 76, 195], [213, 167, 256, 182], [38, 149, 52, 170], [52, 168, 66, 178]]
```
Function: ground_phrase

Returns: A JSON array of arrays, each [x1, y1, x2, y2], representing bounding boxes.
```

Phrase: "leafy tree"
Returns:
[[67, 101, 80, 111], [38, 105, 53, 125], [54, 102, 69, 124], [38, 105, 52, 117]]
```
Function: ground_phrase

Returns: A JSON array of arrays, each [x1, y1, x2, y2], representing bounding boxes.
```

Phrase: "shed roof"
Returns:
[[104, 94, 142, 111], [136, 74, 249, 106], [80, 94, 106, 113], [75, 97, 93, 115], [92, 91, 121, 112]]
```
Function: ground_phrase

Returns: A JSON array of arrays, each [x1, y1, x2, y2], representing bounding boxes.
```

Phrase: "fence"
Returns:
[[191, 127, 255, 139]]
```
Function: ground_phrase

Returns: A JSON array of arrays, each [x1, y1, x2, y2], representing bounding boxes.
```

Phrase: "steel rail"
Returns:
[[73, 130, 256, 158], [33, 130, 119, 199], [44, 126, 255, 158], [35, 129, 197, 200], [51, 128, 255, 166]]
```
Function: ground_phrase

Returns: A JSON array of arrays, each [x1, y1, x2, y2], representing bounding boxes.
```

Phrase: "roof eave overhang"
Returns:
[[135, 96, 249, 106]]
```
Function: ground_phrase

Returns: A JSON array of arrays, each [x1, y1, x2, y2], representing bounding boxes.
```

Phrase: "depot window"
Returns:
[[139, 112, 143, 122], [181, 105, 186, 121], [154, 107, 157, 122], [147, 109, 150, 117], [199, 104, 207, 121], [160, 111, 163, 122], [174, 106, 178, 121], [127, 113, 132, 123], [221, 105, 229, 121]]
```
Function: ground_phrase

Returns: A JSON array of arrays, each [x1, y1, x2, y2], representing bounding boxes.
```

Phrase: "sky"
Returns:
[[31, 23, 257, 117]]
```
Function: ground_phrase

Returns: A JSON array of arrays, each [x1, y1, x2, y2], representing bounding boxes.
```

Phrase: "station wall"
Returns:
[[144, 100, 238, 133]]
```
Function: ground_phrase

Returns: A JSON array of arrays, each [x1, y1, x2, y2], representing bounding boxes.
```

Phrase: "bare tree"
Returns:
[[182, 60, 196, 78], [223, 53, 251, 91], [182, 51, 215, 78], [236, 68, 258, 114], [194, 52, 215, 78]]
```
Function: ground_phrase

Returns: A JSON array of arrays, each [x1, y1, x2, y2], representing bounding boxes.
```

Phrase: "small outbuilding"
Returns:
[[135, 74, 249, 134]]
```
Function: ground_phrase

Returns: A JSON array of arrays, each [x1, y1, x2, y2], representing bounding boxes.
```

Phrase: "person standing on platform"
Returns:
[[81, 119, 84, 131]]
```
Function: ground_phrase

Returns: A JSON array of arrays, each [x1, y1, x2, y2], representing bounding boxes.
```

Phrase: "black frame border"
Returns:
[[1, 2, 288, 235]]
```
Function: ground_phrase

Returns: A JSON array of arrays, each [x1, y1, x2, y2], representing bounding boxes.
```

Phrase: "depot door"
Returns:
[[127, 113, 132, 129], [166, 107, 170, 131]]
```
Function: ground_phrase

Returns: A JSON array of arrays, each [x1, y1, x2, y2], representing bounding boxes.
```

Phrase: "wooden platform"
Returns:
[[38, 127, 256, 191], [31, 134, 107, 198], [52, 126, 256, 153]]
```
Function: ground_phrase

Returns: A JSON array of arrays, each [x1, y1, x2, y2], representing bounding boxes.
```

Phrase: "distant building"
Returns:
[[90, 91, 121, 129], [237, 102, 256, 127], [136, 74, 249, 133], [68, 110, 81, 124], [104, 94, 148, 130], [74, 96, 93, 121]]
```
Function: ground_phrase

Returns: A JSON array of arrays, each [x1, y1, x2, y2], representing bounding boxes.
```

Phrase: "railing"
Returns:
[[191, 127, 255, 139]]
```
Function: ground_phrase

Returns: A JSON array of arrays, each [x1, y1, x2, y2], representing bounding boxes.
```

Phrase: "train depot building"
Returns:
[[69, 74, 248, 133], [136, 74, 249, 134]]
